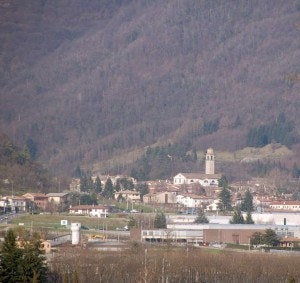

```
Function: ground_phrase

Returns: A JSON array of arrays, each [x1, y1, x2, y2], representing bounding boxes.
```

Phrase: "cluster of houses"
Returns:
[[2, 148, 300, 218], [0, 192, 69, 214]]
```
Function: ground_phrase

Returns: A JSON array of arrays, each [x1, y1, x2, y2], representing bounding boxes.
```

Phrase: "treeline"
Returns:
[[72, 167, 149, 202], [292, 163, 300, 179], [130, 143, 198, 181], [0, 131, 53, 194], [247, 160, 289, 177], [246, 113, 295, 148]]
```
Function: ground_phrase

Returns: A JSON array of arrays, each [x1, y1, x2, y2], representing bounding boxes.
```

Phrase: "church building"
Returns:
[[173, 148, 221, 187]]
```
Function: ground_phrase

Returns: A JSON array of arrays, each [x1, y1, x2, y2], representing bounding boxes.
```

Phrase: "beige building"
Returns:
[[17, 239, 52, 253], [69, 178, 81, 192], [23, 193, 48, 211], [46, 192, 69, 205], [269, 201, 300, 212], [143, 191, 177, 204]]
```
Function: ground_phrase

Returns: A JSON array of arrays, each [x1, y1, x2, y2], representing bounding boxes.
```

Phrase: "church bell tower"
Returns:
[[205, 148, 215, 175]]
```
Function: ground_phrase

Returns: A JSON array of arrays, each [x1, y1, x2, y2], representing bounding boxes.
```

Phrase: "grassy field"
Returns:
[[215, 144, 293, 162], [8, 213, 129, 231]]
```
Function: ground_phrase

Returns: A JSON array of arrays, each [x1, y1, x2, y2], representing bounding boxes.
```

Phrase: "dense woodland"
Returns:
[[0, 130, 55, 194], [0, 0, 299, 180]]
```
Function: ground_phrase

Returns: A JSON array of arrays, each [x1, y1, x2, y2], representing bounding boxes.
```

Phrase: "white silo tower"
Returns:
[[71, 222, 81, 245]]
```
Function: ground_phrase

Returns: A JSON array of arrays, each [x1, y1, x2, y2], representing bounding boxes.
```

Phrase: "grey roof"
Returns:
[[46, 192, 69, 197]]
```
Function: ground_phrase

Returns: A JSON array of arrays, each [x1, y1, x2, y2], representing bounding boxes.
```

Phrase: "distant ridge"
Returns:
[[0, 0, 299, 175]]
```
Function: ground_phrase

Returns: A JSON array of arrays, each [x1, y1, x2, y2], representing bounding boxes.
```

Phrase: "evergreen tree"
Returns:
[[80, 175, 88, 192], [0, 229, 47, 283], [103, 177, 114, 199], [154, 213, 167, 228], [192, 148, 198, 162], [230, 208, 245, 224], [94, 176, 102, 193], [0, 229, 23, 282], [233, 114, 242, 128], [241, 190, 254, 212], [263, 229, 279, 247], [218, 175, 229, 189], [73, 164, 82, 178], [19, 237, 47, 282], [87, 176, 94, 192], [194, 209, 209, 223], [245, 211, 254, 224], [292, 163, 300, 178], [218, 187, 232, 212], [127, 179, 134, 190], [115, 179, 121, 192], [250, 232, 263, 247], [26, 138, 38, 159], [80, 194, 97, 205], [136, 183, 149, 200]]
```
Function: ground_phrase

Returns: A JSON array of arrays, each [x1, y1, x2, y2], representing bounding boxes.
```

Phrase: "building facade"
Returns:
[[173, 148, 221, 187]]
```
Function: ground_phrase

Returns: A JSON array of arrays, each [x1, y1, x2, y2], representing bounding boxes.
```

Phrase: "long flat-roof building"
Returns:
[[136, 224, 300, 245]]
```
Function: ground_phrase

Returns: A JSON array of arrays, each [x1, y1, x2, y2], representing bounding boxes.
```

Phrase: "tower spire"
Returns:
[[205, 148, 215, 175]]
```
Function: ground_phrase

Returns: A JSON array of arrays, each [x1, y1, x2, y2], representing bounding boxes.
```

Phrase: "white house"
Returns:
[[1, 196, 27, 213], [69, 205, 108, 218], [176, 194, 212, 208]]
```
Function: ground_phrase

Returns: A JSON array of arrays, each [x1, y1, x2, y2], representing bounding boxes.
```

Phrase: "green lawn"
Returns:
[[9, 213, 129, 231]]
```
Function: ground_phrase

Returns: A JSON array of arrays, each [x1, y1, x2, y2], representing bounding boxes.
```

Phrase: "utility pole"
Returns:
[[144, 249, 148, 283]]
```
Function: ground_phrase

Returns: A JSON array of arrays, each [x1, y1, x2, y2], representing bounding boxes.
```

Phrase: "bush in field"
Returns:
[[250, 229, 279, 247]]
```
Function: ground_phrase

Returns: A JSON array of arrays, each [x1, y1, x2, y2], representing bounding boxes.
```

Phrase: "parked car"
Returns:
[[130, 209, 139, 213]]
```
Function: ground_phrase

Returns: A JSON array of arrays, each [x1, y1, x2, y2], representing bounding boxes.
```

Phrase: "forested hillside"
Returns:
[[0, 0, 299, 176], [0, 129, 54, 193]]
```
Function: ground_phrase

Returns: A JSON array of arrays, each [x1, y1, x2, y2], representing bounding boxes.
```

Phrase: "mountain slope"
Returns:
[[0, 0, 299, 175], [0, 129, 53, 193]]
